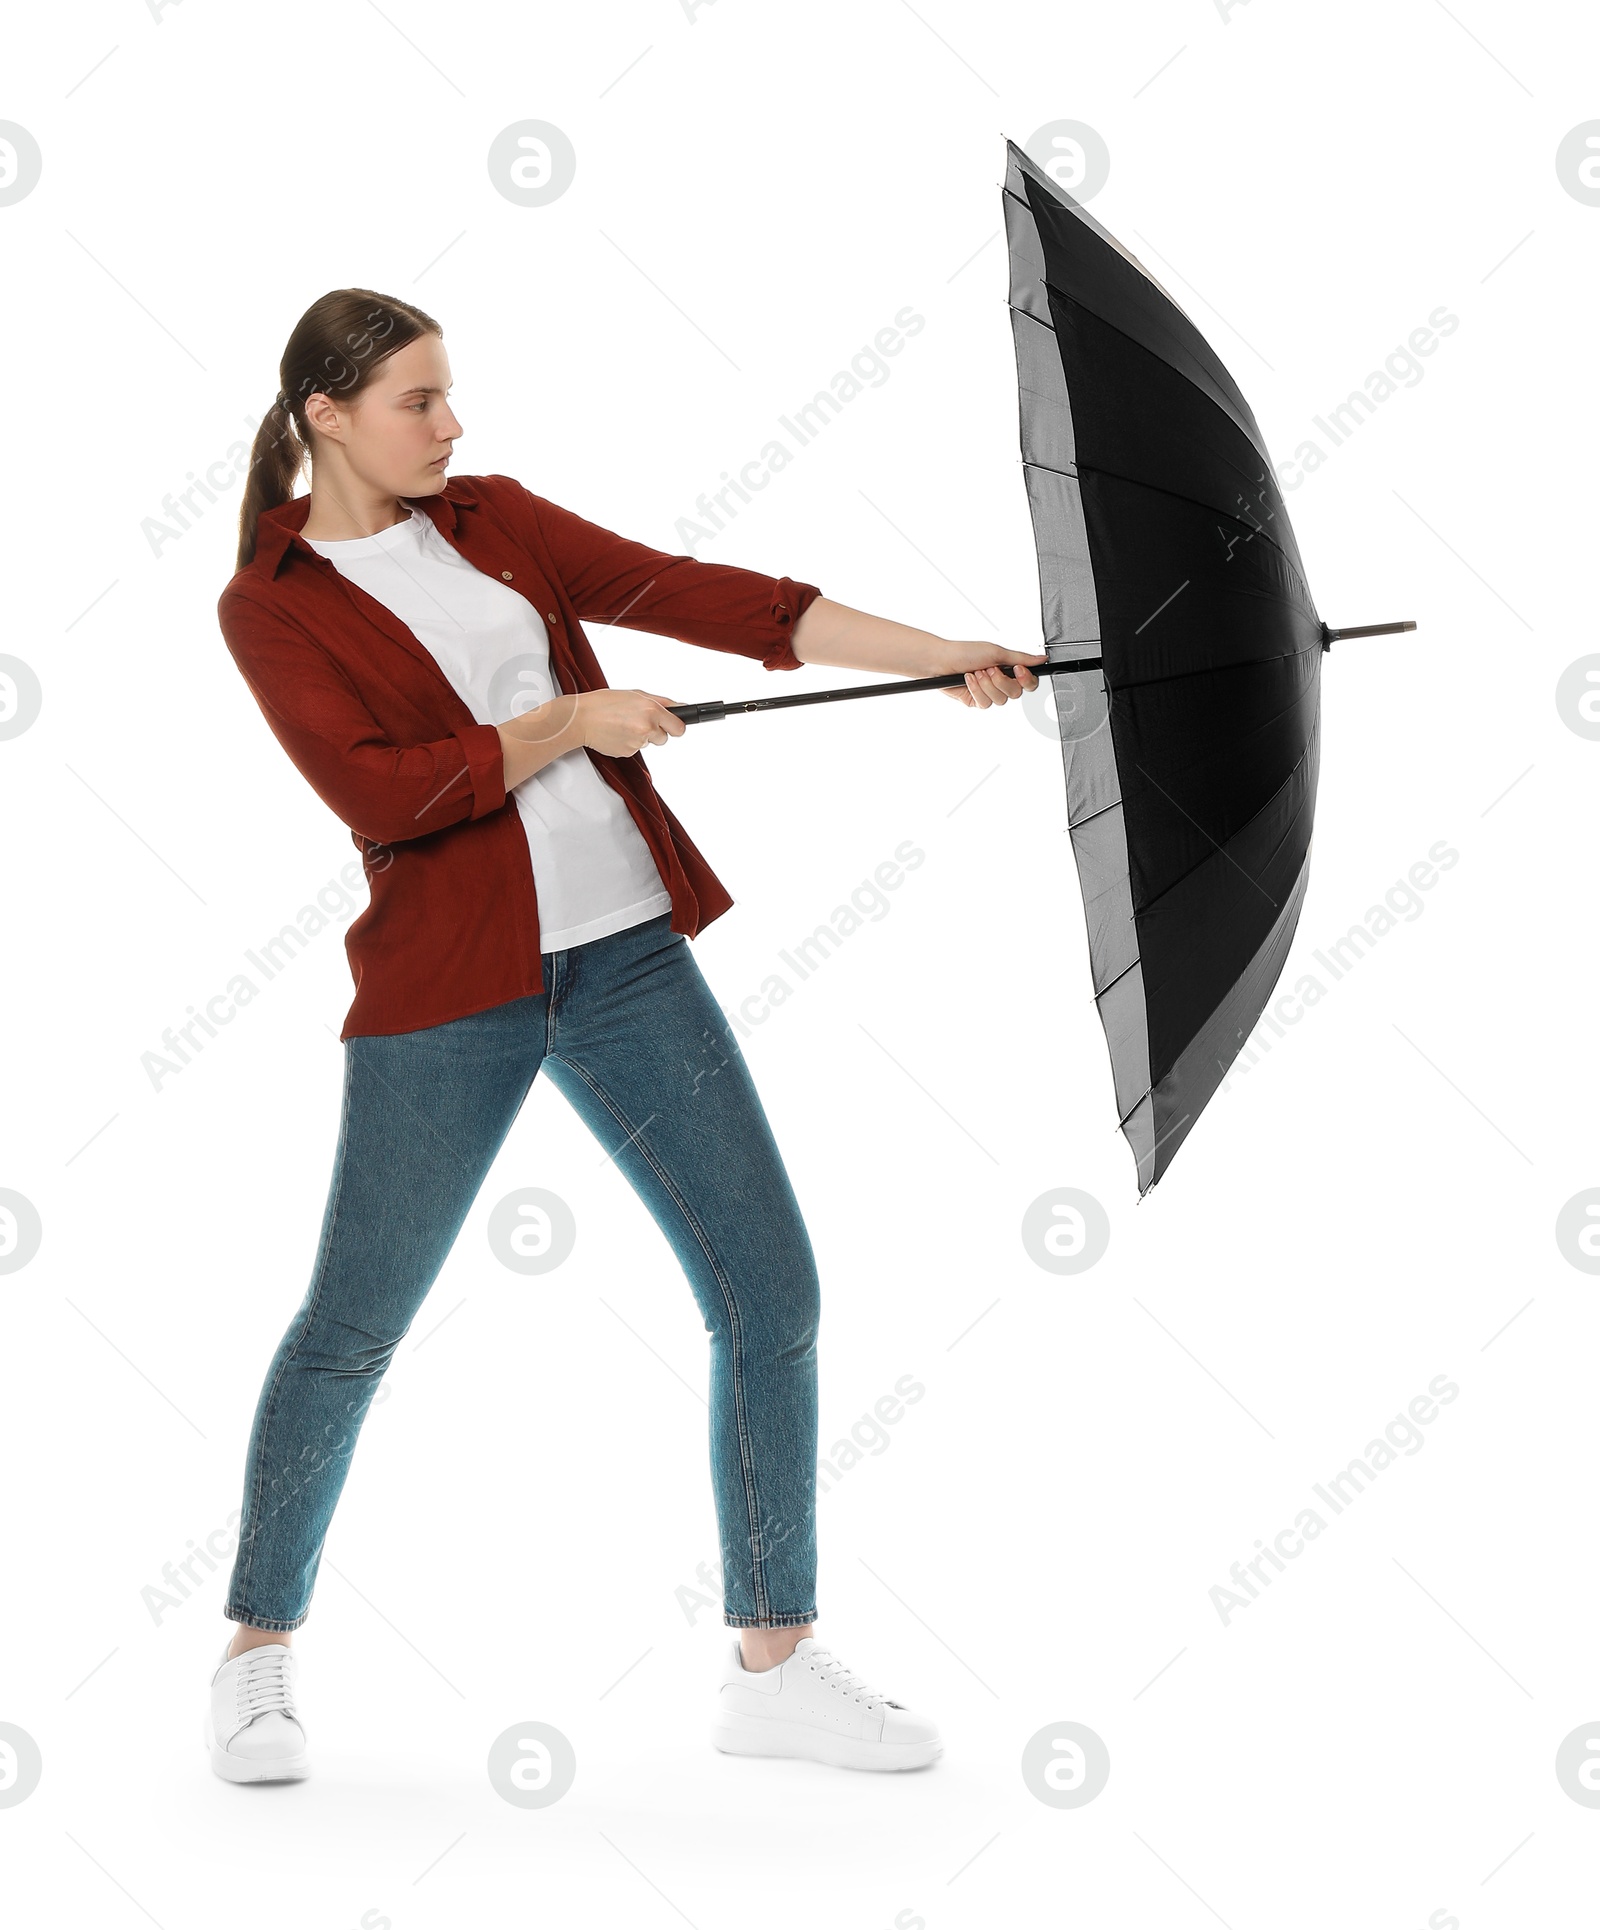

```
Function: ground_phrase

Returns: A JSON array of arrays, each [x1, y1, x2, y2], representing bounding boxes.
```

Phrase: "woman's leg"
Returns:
[[223, 994, 547, 1635], [538, 916, 821, 1638]]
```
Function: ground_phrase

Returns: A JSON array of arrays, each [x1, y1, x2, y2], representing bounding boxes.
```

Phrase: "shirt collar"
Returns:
[[252, 476, 479, 581]]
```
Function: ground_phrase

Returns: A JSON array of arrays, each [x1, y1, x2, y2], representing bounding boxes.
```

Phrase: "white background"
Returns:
[[2, 1, 1595, 1925]]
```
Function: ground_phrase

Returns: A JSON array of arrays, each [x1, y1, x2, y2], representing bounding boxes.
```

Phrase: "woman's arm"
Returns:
[[496, 702, 584, 789], [487, 478, 1037, 706], [497, 688, 686, 788], [791, 596, 1046, 706], [220, 588, 509, 844], [489, 478, 820, 672], [497, 592, 1050, 788]]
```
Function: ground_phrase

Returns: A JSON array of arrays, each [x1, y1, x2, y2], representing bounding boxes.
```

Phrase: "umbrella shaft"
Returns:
[[666, 655, 1104, 725]]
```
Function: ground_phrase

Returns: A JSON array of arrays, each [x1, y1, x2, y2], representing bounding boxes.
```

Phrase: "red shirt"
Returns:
[[218, 473, 823, 1039]]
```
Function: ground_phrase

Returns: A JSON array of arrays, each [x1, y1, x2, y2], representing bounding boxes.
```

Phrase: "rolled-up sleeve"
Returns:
[[492, 476, 823, 671], [219, 587, 508, 845]]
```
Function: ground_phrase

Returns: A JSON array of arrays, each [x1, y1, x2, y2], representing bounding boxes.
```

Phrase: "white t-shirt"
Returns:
[[305, 504, 672, 952]]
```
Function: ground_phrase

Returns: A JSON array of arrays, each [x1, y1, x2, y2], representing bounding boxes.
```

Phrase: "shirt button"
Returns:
[[501, 570, 514, 580], [546, 611, 558, 625]]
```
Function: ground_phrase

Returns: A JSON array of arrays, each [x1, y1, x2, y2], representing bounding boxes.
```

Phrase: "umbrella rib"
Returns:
[[1093, 954, 1142, 1002], [1068, 797, 1122, 832], [1131, 724, 1318, 919], [1016, 271, 1307, 590], [1004, 173, 1191, 314], [1034, 605, 1322, 691], [1022, 449, 1315, 607], [1112, 835, 1309, 1137], [1132, 761, 1283, 911], [1036, 271, 1273, 465], [1110, 642, 1321, 694], [1020, 455, 1083, 482], [1114, 1101, 1195, 1156]]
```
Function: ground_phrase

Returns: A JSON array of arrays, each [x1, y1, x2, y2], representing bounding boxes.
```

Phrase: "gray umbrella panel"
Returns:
[[1003, 138, 1324, 1192]]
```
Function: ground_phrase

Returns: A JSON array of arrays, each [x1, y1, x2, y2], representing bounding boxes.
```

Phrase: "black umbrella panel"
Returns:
[[995, 136, 1413, 1192], [662, 138, 1412, 1194]]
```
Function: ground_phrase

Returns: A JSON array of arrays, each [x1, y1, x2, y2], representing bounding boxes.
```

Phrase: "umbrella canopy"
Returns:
[[1003, 136, 1327, 1193]]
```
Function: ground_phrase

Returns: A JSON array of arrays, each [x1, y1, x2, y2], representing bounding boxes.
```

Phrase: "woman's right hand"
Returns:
[[570, 688, 687, 757]]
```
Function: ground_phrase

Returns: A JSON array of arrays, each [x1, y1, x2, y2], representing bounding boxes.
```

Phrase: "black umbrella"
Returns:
[[666, 136, 1412, 1193]]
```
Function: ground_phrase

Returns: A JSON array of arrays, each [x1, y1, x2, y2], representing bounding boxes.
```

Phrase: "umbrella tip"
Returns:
[[1322, 618, 1419, 649]]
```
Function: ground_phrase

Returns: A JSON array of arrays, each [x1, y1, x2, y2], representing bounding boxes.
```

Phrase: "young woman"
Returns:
[[206, 287, 1041, 1784]]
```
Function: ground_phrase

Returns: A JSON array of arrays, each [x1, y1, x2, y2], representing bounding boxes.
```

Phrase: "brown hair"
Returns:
[[235, 287, 443, 571]]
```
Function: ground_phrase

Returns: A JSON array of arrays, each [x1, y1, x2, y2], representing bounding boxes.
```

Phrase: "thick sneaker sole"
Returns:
[[203, 1709, 311, 1783], [711, 1709, 941, 1772]]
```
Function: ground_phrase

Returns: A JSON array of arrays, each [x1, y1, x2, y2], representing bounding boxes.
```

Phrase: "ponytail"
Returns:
[[236, 393, 306, 571], [234, 288, 443, 572]]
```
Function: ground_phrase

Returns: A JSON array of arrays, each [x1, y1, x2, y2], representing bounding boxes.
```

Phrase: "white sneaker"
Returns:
[[711, 1634, 942, 1771], [204, 1640, 310, 1783]]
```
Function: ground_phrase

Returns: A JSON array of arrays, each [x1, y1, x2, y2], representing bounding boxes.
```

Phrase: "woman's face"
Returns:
[[304, 331, 463, 496]]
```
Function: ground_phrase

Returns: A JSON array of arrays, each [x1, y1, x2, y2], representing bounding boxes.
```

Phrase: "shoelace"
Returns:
[[235, 1646, 297, 1722], [806, 1646, 903, 1711]]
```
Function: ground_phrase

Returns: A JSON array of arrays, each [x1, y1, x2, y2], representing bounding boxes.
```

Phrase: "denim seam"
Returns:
[[545, 949, 564, 1056], [552, 1054, 772, 1622], [231, 1043, 357, 1628]]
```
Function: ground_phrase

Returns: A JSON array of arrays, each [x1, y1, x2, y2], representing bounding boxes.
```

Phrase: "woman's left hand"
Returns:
[[937, 644, 1047, 708]]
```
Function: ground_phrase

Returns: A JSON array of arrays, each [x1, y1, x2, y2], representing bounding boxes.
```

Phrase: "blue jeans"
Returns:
[[223, 913, 820, 1632]]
